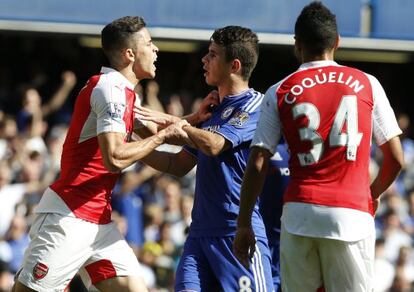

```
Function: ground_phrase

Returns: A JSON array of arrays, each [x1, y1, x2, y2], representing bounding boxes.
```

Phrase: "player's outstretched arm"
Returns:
[[98, 120, 189, 172], [134, 90, 219, 128], [140, 148, 197, 177], [370, 136, 404, 212], [233, 146, 272, 268], [182, 125, 231, 156]]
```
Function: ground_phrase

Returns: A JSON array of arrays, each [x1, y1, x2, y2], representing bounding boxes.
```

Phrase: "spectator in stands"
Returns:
[[381, 209, 412, 263], [374, 237, 395, 292], [0, 259, 12, 292], [16, 71, 77, 133], [4, 215, 29, 274], [0, 159, 53, 239]]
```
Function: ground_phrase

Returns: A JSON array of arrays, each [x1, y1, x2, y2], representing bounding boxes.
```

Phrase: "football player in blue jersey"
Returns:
[[136, 26, 273, 292], [258, 141, 290, 292]]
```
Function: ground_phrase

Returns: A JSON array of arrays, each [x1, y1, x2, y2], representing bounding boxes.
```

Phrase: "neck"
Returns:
[[217, 79, 249, 102], [302, 51, 334, 64], [113, 64, 139, 86]]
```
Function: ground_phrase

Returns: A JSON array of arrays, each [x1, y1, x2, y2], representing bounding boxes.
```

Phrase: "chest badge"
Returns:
[[221, 106, 234, 119]]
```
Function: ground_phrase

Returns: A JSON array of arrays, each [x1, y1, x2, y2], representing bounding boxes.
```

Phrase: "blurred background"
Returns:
[[0, 0, 414, 291]]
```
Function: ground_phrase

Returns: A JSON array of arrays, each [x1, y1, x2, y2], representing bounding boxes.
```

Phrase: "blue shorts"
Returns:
[[175, 236, 273, 292]]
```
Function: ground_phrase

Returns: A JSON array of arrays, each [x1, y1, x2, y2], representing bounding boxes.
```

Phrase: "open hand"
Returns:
[[134, 106, 180, 127], [233, 226, 256, 269]]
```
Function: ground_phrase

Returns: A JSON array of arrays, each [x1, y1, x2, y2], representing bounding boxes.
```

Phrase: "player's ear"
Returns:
[[231, 59, 242, 75], [124, 48, 135, 62], [293, 37, 301, 60], [294, 36, 302, 53], [334, 34, 340, 51]]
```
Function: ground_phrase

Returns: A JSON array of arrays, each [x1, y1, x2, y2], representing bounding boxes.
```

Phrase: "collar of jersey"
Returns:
[[223, 88, 253, 100], [299, 60, 338, 71], [100, 66, 135, 91]]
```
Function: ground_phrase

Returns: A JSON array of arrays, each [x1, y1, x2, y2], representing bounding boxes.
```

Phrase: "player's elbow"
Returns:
[[103, 157, 123, 173], [385, 151, 404, 179], [203, 141, 226, 157], [203, 147, 221, 157], [393, 154, 404, 174], [381, 136, 405, 177], [173, 168, 190, 178]]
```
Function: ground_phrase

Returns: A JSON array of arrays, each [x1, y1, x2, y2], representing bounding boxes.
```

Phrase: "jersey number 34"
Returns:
[[292, 95, 363, 166]]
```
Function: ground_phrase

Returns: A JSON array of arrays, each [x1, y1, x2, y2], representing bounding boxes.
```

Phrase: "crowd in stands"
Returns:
[[0, 69, 413, 291]]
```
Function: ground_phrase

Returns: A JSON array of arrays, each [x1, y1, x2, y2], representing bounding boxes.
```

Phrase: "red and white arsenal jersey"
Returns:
[[254, 60, 401, 215], [37, 67, 140, 224], [253, 60, 401, 240]]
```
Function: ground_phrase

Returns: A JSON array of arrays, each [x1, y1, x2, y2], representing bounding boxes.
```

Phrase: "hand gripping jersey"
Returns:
[[43, 67, 140, 224], [184, 89, 267, 238]]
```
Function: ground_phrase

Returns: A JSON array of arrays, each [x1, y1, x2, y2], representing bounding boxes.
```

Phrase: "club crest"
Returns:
[[221, 106, 234, 119], [33, 262, 49, 280]]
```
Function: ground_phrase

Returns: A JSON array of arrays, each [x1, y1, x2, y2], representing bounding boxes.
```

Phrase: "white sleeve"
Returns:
[[368, 74, 402, 145], [91, 78, 126, 135], [251, 83, 282, 154]]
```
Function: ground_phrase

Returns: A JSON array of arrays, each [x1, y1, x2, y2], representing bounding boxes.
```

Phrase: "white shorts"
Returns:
[[17, 213, 140, 292], [280, 225, 375, 292]]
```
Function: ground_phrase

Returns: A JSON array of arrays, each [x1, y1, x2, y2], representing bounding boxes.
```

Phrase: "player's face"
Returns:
[[202, 42, 232, 87], [132, 28, 159, 80]]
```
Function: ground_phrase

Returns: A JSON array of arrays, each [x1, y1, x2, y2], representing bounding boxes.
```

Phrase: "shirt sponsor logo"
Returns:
[[228, 111, 250, 127], [221, 106, 234, 119], [33, 262, 49, 280], [108, 102, 125, 121]]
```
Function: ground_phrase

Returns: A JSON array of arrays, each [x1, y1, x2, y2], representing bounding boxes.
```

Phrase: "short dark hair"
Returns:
[[211, 26, 259, 80], [101, 16, 146, 64], [295, 1, 338, 55]]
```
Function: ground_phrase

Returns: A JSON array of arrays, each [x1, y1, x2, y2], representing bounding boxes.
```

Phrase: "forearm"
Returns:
[[237, 148, 270, 227], [370, 137, 404, 198], [370, 160, 403, 198], [140, 150, 173, 174], [134, 122, 159, 138], [141, 150, 195, 177], [103, 132, 165, 172], [182, 112, 201, 126], [183, 125, 226, 156]]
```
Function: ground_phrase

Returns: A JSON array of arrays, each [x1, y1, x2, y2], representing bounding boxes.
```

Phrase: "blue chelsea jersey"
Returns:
[[259, 142, 290, 239], [184, 88, 266, 238]]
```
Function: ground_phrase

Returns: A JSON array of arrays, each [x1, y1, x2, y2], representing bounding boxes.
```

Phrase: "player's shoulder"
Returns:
[[238, 89, 264, 114]]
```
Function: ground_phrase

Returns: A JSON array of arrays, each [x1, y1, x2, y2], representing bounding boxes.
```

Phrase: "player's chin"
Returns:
[[204, 76, 217, 87], [143, 70, 156, 80]]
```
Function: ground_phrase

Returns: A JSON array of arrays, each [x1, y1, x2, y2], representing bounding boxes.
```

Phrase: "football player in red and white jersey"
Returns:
[[234, 2, 404, 292], [12, 16, 211, 292]]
